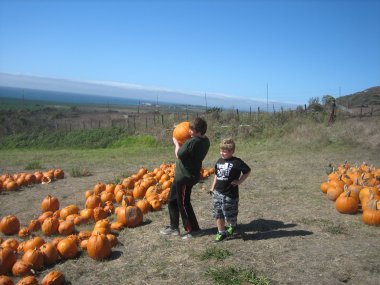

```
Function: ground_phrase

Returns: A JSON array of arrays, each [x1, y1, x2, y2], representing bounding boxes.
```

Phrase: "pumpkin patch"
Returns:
[[0, 162, 213, 283], [320, 161, 380, 226]]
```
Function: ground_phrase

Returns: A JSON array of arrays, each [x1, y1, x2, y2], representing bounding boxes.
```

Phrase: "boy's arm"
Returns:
[[172, 137, 181, 159], [209, 174, 217, 194], [231, 170, 251, 186]]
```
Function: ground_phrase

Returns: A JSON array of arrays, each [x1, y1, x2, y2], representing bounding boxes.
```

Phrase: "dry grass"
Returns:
[[1, 117, 380, 285]]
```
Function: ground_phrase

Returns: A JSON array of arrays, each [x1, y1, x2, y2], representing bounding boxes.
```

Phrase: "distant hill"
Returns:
[[336, 86, 380, 107]]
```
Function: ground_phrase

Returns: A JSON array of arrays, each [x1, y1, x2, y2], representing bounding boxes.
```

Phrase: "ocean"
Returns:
[[0, 86, 145, 106]]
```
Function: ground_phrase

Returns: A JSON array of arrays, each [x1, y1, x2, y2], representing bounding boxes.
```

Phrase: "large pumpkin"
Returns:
[[86, 233, 112, 261], [116, 206, 143, 227], [173, 121, 191, 145]]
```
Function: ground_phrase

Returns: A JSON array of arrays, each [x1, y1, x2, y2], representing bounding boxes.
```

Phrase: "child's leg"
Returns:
[[223, 196, 239, 233], [216, 218, 225, 232]]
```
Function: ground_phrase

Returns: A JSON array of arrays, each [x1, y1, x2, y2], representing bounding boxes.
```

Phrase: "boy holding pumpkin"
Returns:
[[209, 138, 251, 242], [160, 117, 210, 239]]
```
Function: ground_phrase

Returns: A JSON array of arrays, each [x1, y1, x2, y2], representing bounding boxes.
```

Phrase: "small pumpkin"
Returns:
[[41, 217, 59, 236], [56, 238, 78, 259], [21, 248, 44, 271], [0, 247, 17, 274], [23, 236, 46, 252], [40, 243, 59, 265], [27, 219, 41, 232], [41, 270, 65, 285], [362, 196, 380, 226], [0, 215, 20, 235], [11, 260, 33, 277], [58, 220, 75, 236], [16, 276, 39, 285], [53, 168, 65, 180], [335, 188, 359, 214], [41, 195, 60, 213], [0, 275, 13, 285]]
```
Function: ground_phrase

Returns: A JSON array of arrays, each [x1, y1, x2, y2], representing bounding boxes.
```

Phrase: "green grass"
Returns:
[[24, 160, 42, 170], [200, 247, 232, 261], [69, 166, 92, 178], [206, 267, 270, 285], [0, 128, 144, 149]]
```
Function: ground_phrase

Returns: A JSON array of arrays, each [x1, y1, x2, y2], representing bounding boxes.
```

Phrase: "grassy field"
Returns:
[[0, 115, 379, 285]]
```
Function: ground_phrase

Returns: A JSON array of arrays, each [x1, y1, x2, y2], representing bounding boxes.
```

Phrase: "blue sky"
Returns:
[[0, 0, 379, 107]]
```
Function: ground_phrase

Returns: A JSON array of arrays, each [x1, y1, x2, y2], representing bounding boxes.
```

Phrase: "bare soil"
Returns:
[[1, 145, 379, 285]]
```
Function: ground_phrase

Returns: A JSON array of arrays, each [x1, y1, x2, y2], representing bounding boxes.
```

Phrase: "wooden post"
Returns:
[[161, 114, 164, 125], [146, 117, 148, 129]]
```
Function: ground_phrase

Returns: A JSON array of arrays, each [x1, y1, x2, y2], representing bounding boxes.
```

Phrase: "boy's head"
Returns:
[[220, 138, 235, 159], [189, 117, 207, 135]]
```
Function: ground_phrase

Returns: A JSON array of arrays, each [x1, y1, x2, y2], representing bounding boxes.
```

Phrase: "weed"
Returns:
[[206, 266, 270, 285], [24, 160, 42, 170], [200, 247, 232, 261], [70, 166, 92, 177]]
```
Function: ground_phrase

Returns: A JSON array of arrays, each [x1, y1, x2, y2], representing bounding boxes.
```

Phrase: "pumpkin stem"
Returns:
[[343, 186, 351, 197]]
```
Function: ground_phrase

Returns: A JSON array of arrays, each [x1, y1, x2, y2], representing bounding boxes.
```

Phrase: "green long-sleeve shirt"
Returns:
[[175, 136, 210, 183]]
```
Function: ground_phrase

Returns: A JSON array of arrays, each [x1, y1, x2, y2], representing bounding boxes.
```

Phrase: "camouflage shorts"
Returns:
[[212, 190, 239, 224]]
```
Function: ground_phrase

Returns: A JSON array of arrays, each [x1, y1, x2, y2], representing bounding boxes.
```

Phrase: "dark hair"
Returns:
[[189, 117, 207, 135]]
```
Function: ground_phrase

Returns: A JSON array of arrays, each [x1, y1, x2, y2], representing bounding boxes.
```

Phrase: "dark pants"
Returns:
[[168, 178, 200, 233]]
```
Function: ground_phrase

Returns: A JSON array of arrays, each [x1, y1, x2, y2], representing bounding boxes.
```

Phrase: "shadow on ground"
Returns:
[[200, 218, 313, 241]]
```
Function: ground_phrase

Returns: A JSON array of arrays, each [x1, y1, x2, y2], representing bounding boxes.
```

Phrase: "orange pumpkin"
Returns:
[[173, 121, 191, 145], [0, 215, 20, 235], [56, 238, 78, 259], [86, 233, 112, 261], [41, 271, 65, 285], [116, 206, 143, 227]]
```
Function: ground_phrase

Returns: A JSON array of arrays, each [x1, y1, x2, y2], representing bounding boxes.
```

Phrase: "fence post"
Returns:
[[133, 116, 136, 131], [161, 114, 164, 126], [146, 117, 148, 129]]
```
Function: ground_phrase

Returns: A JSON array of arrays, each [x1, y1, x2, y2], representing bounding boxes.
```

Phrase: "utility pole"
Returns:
[[266, 83, 269, 113], [204, 93, 208, 112]]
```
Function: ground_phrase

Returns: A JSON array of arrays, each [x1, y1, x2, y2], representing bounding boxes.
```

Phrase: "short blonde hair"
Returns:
[[220, 138, 235, 152]]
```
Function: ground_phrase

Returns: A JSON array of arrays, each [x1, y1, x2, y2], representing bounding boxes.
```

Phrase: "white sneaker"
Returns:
[[160, 226, 180, 236]]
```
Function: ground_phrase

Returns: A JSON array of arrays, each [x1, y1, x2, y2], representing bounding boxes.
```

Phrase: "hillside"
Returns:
[[336, 86, 380, 107]]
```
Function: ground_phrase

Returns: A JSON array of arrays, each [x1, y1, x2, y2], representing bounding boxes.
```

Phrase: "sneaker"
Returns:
[[181, 233, 193, 240], [226, 225, 234, 236], [160, 226, 179, 236], [214, 232, 227, 242], [181, 230, 201, 240]]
